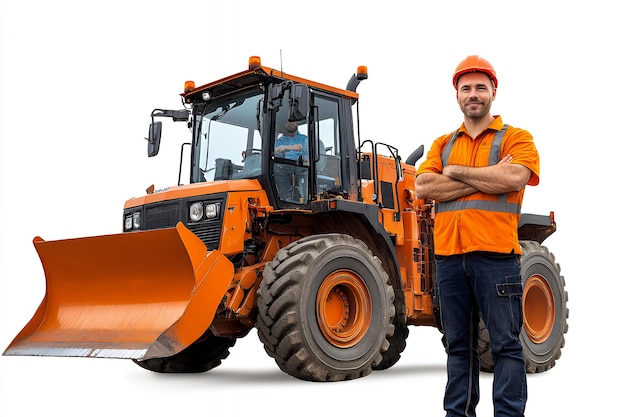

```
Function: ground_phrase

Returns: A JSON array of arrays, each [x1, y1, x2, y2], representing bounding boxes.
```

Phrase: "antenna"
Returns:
[[280, 49, 283, 76]]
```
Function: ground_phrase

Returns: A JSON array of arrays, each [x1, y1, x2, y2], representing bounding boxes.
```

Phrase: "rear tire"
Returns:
[[133, 331, 236, 373], [479, 240, 568, 373], [256, 234, 395, 382]]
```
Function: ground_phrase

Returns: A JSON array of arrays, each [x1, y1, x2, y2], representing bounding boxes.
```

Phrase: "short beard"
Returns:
[[462, 101, 491, 120]]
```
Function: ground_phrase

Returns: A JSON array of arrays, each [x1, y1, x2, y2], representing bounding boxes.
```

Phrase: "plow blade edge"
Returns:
[[3, 223, 234, 361]]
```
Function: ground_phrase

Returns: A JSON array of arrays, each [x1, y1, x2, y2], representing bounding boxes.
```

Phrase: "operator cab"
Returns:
[[147, 59, 354, 210]]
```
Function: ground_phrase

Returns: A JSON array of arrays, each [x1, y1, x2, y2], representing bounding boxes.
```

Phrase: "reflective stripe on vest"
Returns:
[[441, 125, 509, 167], [435, 195, 520, 214], [436, 125, 521, 215]]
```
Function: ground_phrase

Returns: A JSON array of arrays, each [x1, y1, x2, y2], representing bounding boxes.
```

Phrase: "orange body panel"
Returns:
[[359, 152, 437, 325], [124, 179, 264, 209]]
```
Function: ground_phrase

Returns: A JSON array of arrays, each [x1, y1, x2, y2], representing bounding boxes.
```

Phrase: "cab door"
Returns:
[[310, 93, 343, 200]]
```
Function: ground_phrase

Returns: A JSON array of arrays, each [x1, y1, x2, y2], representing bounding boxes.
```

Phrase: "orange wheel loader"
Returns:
[[4, 56, 568, 381]]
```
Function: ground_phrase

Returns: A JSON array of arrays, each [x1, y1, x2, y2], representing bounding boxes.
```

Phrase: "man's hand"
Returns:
[[498, 154, 513, 164], [415, 154, 531, 201], [443, 154, 530, 194], [276, 144, 301, 153], [415, 172, 478, 201]]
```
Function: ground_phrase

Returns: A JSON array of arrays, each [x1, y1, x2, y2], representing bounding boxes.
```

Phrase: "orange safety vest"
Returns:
[[431, 124, 533, 256], [437, 126, 519, 215]]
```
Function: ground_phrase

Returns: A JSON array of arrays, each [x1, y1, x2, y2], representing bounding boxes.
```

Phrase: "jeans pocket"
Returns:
[[496, 275, 524, 332], [495, 281, 523, 296]]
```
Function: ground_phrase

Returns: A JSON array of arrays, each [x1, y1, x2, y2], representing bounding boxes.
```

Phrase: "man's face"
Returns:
[[284, 121, 299, 135], [456, 72, 496, 120]]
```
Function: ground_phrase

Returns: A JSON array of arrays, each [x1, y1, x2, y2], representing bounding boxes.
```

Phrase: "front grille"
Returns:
[[188, 222, 222, 251], [125, 196, 225, 250], [146, 203, 180, 229]]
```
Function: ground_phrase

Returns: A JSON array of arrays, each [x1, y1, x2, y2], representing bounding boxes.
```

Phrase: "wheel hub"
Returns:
[[316, 271, 372, 348], [523, 274, 555, 343]]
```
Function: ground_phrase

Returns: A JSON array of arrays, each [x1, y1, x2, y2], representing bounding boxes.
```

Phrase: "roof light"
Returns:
[[184, 80, 195, 93], [356, 66, 368, 80], [249, 56, 261, 69], [346, 65, 369, 92]]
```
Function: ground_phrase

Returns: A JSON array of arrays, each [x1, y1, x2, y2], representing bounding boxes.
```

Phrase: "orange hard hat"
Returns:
[[452, 55, 498, 89]]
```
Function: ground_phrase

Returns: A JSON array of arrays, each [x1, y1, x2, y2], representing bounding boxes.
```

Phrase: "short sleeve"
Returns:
[[503, 128, 540, 186]]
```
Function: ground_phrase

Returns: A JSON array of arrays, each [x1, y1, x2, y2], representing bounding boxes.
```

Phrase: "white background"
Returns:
[[1, 1, 623, 415]]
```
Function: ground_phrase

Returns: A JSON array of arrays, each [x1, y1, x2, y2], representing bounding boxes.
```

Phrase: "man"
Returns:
[[274, 120, 309, 202], [415, 55, 540, 416], [275, 120, 308, 160]]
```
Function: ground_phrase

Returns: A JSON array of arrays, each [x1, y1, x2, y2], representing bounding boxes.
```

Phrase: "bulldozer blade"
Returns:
[[3, 223, 234, 361]]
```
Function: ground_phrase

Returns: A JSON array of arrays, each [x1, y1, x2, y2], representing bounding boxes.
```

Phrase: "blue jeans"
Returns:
[[435, 252, 527, 417]]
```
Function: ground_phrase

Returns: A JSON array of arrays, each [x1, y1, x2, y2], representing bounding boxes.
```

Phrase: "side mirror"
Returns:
[[288, 84, 309, 122], [170, 109, 190, 122], [148, 121, 162, 157], [405, 144, 424, 166]]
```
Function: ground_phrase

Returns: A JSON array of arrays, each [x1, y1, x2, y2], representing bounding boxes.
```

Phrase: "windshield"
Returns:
[[194, 88, 264, 182]]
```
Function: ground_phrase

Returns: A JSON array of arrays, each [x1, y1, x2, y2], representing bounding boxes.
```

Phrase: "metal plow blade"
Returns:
[[3, 223, 234, 361]]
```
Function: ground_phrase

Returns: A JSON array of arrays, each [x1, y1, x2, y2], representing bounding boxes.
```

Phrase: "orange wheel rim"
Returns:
[[523, 274, 555, 344], [316, 270, 372, 348]]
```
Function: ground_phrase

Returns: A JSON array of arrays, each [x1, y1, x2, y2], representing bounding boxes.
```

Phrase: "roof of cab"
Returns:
[[182, 62, 359, 102]]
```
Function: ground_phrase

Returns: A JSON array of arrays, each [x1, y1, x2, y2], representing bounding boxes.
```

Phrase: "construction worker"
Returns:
[[415, 55, 540, 416], [275, 120, 308, 160], [274, 120, 309, 202]]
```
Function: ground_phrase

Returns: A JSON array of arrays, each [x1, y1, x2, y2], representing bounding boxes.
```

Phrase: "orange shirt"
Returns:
[[417, 116, 540, 255]]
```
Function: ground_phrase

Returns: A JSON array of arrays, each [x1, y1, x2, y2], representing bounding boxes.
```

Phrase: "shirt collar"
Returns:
[[457, 115, 504, 137]]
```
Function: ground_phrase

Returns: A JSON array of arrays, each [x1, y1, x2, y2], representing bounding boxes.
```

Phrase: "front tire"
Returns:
[[256, 234, 395, 382], [373, 316, 408, 371], [133, 331, 236, 373]]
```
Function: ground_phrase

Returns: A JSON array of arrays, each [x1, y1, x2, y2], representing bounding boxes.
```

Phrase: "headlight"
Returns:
[[189, 202, 204, 222], [132, 212, 141, 229], [125, 215, 133, 231], [205, 203, 219, 219]]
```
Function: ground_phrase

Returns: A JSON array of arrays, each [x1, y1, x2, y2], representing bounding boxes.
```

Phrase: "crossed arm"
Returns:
[[414, 154, 531, 202], [275, 143, 302, 153]]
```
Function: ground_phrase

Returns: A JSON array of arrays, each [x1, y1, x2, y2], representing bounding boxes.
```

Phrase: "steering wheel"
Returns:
[[242, 148, 262, 161]]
